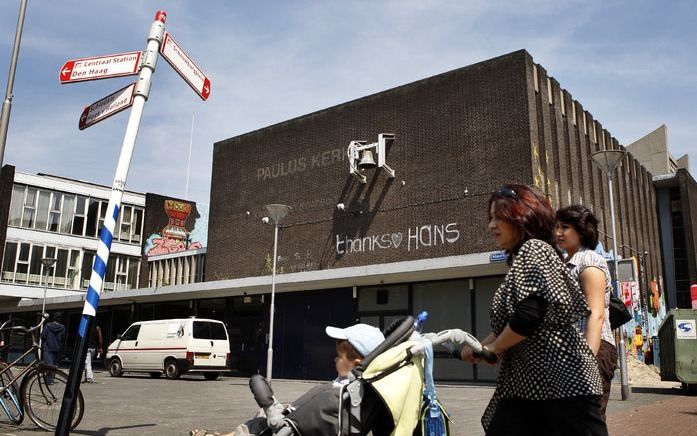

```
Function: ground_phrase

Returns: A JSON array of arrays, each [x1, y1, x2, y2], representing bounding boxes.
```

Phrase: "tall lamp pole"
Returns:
[[38, 257, 56, 356], [263, 204, 290, 383], [590, 149, 629, 400], [0, 0, 28, 168]]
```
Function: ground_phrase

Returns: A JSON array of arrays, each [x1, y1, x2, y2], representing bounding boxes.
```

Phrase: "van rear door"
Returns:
[[191, 321, 228, 368]]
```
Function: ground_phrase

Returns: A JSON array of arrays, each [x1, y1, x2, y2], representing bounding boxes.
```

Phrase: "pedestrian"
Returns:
[[41, 312, 65, 383], [556, 204, 618, 421], [460, 184, 607, 435], [83, 324, 103, 383]]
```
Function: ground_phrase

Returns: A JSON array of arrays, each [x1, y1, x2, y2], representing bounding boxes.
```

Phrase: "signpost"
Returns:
[[79, 82, 136, 130], [160, 32, 211, 100], [59, 51, 142, 84], [56, 10, 210, 435]]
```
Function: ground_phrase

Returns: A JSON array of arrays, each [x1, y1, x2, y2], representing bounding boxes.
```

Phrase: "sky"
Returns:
[[0, 0, 695, 208]]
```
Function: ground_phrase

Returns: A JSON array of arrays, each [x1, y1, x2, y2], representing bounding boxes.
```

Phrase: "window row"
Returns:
[[8, 184, 144, 245], [1, 241, 141, 291], [148, 253, 205, 287]]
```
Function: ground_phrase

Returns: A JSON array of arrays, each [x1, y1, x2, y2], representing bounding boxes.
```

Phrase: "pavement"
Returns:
[[0, 371, 693, 435]]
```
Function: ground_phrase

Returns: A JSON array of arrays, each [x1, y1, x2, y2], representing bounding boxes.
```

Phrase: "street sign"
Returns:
[[160, 32, 210, 100], [59, 51, 142, 84], [79, 82, 137, 130]]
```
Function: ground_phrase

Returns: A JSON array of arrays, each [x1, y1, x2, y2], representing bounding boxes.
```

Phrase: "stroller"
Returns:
[[246, 315, 496, 436]]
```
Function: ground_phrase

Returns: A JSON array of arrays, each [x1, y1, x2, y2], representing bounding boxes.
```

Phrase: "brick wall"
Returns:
[[208, 50, 534, 280]]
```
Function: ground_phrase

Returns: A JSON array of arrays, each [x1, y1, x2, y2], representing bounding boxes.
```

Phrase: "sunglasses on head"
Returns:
[[497, 187, 517, 198]]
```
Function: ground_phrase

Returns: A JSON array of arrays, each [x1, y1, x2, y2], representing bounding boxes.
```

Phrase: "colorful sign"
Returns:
[[79, 82, 136, 130], [59, 51, 142, 84], [159, 32, 210, 100]]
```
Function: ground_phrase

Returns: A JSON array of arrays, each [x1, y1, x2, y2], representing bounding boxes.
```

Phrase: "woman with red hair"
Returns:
[[461, 184, 607, 435]]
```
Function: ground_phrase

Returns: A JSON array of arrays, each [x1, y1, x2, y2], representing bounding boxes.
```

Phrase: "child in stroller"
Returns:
[[191, 316, 493, 436]]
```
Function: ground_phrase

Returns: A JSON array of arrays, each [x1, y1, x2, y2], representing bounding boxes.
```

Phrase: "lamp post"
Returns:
[[590, 149, 629, 400], [38, 257, 56, 356], [264, 204, 290, 382], [0, 0, 28, 168]]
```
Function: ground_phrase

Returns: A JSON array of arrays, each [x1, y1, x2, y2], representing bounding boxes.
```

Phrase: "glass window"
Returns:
[[36, 191, 50, 230], [48, 194, 61, 232], [21, 188, 37, 228], [55, 249, 68, 288], [2, 242, 17, 282], [29, 245, 43, 285], [210, 322, 227, 340], [67, 249, 81, 289], [120, 324, 140, 341], [71, 196, 86, 236], [128, 257, 139, 289], [119, 206, 132, 242], [60, 195, 75, 234], [85, 199, 99, 238], [16, 243, 30, 283], [133, 208, 143, 244], [8, 185, 24, 227], [81, 250, 95, 288]]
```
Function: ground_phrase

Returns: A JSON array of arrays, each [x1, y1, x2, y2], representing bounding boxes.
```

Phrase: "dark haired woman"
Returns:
[[556, 205, 617, 421], [461, 184, 607, 435]]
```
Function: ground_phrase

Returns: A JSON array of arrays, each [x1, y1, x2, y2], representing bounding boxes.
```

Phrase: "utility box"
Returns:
[[658, 309, 697, 390]]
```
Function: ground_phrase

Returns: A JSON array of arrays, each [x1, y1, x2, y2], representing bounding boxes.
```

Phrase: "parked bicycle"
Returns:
[[0, 314, 83, 431]]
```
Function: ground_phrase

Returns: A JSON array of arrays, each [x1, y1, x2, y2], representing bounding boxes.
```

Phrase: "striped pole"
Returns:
[[55, 11, 167, 435]]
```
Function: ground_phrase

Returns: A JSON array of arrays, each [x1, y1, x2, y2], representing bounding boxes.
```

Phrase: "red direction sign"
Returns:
[[59, 51, 142, 84], [79, 82, 136, 130], [160, 32, 210, 100]]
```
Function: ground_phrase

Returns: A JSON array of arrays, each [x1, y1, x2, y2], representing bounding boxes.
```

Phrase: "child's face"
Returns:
[[335, 349, 360, 377]]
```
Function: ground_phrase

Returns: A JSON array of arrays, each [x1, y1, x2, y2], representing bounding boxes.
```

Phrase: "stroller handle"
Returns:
[[422, 329, 498, 364]]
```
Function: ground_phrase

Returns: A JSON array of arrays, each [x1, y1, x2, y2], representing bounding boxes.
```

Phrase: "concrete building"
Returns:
[[0, 50, 670, 381], [0, 165, 205, 354], [628, 127, 696, 309]]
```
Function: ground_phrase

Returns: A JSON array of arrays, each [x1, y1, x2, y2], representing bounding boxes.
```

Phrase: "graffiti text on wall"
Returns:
[[336, 223, 460, 255], [256, 147, 346, 181]]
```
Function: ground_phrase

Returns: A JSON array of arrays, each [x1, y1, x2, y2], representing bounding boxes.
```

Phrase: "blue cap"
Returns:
[[326, 324, 385, 357]]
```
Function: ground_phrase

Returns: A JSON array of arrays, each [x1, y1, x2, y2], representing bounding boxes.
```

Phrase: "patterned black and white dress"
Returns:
[[482, 239, 603, 430]]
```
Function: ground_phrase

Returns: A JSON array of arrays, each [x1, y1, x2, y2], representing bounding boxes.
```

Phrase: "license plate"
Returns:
[[195, 353, 210, 359]]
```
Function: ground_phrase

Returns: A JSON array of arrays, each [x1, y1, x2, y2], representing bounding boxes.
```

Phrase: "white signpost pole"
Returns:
[[55, 11, 167, 436]]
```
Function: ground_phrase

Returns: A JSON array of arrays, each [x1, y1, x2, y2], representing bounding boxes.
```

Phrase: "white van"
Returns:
[[105, 318, 231, 380]]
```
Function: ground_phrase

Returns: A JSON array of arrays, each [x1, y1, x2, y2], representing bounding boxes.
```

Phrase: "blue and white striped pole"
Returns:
[[55, 11, 167, 435]]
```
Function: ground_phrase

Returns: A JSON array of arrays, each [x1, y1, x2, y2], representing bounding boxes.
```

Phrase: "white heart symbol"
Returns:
[[391, 233, 403, 248]]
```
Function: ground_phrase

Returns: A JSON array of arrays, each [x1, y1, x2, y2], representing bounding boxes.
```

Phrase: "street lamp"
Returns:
[[0, 0, 29, 167], [263, 204, 290, 382], [38, 257, 57, 355], [590, 149, 629, 400]]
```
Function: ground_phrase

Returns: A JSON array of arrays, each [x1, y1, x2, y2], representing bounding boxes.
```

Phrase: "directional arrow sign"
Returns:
[[160, 32, 210, 100], [79, 82, 136, 130], [59, 51, 142, 84]]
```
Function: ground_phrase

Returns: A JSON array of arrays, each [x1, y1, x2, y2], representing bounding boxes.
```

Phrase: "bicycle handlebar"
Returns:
[[0, 313, 49, 335]]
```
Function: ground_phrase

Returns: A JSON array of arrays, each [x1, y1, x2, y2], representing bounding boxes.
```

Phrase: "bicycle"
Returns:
[[0, 314, 84, 431]]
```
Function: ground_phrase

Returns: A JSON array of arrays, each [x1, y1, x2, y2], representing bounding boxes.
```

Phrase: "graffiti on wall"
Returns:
[[144, 199, 206, 256], [336, 222, 460, 255]]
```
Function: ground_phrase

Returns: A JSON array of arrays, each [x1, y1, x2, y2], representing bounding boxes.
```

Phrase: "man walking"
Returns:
[[40, 312, 65, 383], [83, 325, 103, 383]]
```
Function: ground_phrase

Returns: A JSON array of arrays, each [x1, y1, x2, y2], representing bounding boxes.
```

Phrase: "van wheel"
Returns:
[[149, 372, 162, 378], [109, 358, 123, 377], [164, 360, 180, 380], [204, 372, 219, 381]]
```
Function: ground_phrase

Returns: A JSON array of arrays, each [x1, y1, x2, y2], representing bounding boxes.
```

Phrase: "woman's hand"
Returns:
[[460, 346, 480, 364]]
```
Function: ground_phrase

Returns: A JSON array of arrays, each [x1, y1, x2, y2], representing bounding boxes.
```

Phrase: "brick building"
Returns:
[[204, 49, 663, 379], [1, 50, 671, 381]]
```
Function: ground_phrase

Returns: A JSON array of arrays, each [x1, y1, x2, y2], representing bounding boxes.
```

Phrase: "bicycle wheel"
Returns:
[[0, 362, 22, 425], [21, 366, 84, 431]]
